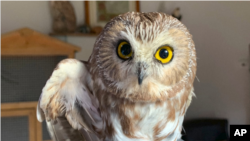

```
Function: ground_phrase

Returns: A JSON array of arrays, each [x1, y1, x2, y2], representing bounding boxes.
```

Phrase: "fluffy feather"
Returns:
[[37, 59, 102, 140], [37, 12, 196, 141]]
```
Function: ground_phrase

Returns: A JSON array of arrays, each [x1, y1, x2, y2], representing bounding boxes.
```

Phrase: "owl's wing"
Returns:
[[37, 59, 102, 141]]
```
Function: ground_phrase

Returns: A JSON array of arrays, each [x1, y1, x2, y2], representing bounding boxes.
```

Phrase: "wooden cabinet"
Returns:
[[1, 102, 42, 141], [1, 28, 80, 141]]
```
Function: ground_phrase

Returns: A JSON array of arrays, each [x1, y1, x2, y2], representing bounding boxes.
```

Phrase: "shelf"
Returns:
[[49, 32, 99, 37]]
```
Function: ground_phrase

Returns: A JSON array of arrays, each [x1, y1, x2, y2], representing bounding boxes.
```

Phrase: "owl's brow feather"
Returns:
[[117, 12, 176, 44]]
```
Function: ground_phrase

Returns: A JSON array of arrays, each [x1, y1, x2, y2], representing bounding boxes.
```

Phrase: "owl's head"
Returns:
[[89, 12, 196, 102]]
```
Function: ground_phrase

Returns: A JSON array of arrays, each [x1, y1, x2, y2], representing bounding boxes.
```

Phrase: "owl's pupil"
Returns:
[[159, 49, 169, 59], [121, 44, 131, 55]]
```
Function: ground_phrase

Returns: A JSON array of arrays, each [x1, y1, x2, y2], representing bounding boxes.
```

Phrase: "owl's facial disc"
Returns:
[[90, 12, 197, 101]]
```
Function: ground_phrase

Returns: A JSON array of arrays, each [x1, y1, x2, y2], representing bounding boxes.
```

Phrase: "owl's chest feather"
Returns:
[[103, 100, 185, 141], [93, 78, 192, 140]]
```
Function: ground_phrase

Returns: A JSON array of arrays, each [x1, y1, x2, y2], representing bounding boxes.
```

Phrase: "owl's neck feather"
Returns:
[[94, 85, 193, 140]]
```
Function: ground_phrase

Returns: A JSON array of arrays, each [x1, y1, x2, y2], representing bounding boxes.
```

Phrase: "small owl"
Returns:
[[37, 12, 197, 141]]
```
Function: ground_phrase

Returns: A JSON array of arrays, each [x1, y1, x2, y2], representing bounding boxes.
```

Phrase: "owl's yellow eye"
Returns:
[[155, 46, 173, 64], [117, 41, 133, 59]]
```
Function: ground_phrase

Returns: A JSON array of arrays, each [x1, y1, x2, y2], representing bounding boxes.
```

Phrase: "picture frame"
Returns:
[[85, 1, 140, 27]]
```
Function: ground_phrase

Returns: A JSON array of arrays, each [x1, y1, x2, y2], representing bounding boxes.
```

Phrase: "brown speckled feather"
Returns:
[[38, 12, 196, 141]]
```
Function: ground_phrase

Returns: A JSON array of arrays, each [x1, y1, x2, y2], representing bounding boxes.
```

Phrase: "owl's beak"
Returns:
[[138, 71, 144, 85], [137, 62, 147, 85]]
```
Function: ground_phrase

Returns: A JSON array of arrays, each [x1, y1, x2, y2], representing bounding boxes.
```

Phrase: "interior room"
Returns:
[[1, 1, 250, 141]]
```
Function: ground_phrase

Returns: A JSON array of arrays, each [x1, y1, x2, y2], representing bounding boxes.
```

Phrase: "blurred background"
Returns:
[[1, 1, 250, 141]]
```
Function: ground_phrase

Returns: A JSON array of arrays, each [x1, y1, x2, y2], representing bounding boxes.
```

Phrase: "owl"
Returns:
[[37, 12, 197, 141]]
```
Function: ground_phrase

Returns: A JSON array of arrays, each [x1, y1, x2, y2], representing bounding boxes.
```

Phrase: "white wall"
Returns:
[[1, 1, 84, 34], [1, 1, 250, 125], [1, 1, 51, 34]]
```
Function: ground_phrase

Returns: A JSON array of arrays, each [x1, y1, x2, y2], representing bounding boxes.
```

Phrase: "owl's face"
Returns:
[[89, 12, 196, 102]]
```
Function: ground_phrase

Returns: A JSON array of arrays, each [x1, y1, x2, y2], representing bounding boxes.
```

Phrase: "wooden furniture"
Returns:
[[1, 102, 41, 141], [1, 28, 80, 141], [1, 28, 80, 57], [49, 32, 99, 37]]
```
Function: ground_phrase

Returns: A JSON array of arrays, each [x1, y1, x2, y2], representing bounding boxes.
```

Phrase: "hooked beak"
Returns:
[[138, 70, 144, 85], [137, 62, 147, 85]]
